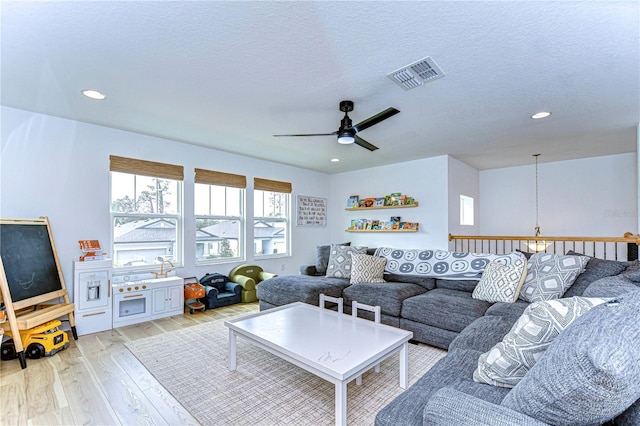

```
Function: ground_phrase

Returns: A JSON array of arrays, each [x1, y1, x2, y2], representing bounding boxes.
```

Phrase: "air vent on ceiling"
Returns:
[[387, 57, 445, 90]]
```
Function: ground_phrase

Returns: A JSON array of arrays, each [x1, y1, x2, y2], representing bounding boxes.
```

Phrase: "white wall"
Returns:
[[447, 156, 479, 236], [479, 153, 638, 236], [0, 106, 331, 300], [328, 156, 451, 250]]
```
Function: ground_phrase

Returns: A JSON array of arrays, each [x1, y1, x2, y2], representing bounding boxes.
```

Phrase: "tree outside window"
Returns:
[[194, 184, 244, 263], [254, 190, 289, 256], [110, 172, 181, 268]]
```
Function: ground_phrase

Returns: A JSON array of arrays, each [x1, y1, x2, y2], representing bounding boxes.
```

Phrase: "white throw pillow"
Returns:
[[473, 296, 608, 388], [472, 255, 528, 303], [519, 253, 589, 303], [326, 245, 367, 278], [350, 254, 387, 284]]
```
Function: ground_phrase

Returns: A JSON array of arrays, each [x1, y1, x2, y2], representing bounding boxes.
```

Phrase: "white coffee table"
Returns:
[[225, 302, 413, 426]]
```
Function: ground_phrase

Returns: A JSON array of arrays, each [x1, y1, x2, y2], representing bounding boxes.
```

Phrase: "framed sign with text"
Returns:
[[296, 195, 327, 226]]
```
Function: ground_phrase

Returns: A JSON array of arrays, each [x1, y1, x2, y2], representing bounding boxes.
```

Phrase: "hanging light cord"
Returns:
[[534, 154, 541, 237]]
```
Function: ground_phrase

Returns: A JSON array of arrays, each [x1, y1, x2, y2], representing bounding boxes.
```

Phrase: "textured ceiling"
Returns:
[[2, 1, 638, 173]]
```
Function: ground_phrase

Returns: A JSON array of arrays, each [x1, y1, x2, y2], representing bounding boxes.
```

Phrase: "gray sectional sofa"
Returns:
[[256, 247, 640, 425]]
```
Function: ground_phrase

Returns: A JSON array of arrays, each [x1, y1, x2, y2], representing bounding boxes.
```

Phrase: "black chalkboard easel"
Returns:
[[0, 217, 77, 369]]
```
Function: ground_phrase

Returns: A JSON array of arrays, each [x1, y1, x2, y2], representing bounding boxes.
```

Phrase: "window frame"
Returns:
[[253, 189, 291, 258], [194, 183, 246, 265], [110, 172, 184, 271]]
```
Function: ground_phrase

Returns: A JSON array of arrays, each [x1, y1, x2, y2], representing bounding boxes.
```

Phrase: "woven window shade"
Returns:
[[254, 177, 292, 193], [194, 169, 246, 188], [110, 155, 184, 181]]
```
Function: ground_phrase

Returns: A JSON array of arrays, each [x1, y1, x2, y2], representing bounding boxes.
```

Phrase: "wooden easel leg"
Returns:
[[17, 351, 26, 369], [71, 326, 78, 340]]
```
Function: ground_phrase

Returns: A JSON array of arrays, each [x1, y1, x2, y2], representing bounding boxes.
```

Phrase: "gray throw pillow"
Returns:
[[315, 242, 350, 275], [502, 289, 640, 425], [326, 245, 367, 278]]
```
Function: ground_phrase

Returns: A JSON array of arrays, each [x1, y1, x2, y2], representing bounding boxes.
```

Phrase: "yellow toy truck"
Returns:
[[1, 319, 69, 360]]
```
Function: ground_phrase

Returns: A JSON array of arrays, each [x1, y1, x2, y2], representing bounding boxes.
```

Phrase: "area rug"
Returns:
[[125, 318, 447, 426]]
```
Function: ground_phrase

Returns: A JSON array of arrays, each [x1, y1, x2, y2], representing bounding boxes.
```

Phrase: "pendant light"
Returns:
[[528, 154, 550, 252]]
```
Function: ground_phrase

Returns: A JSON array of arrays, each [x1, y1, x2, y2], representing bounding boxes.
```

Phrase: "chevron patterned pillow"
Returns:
[[350, 253, 387, 284], [473, 296, 608, 388], [472, 256, 528, 303]]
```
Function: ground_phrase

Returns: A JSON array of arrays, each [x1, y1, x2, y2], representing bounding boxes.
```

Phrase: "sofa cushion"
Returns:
[[435, 278, 479, 293], [562, 250, 629, 297], [375, 349, 509, 426], [315, 242, 350, 275], [342, 282, 426, 317], [401, 289, 491, 333], [384, 273, 436, 290], [473, 296, 608, 388], [256, 274, 350, 306], [448, 315, 515, 353], [326, 245, 367, 278], [350, 253, 386, 284], [582, 274, 640, 298], [484, 300, 530, 322], [472, 257, 527, 303], [519, 253, 589, 302], [423, 387, 548, 426], [502, 290, 640, 425], [621, 260, 640, 282]]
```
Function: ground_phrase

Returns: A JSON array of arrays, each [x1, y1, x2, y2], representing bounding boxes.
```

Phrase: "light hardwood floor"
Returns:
[[0, 302, 259, 426]]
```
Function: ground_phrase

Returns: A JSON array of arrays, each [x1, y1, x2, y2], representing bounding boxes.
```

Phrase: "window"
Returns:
[[254, 178, 292, 257], [110, 156, 183, 269], [460, 195, 474, 226], [194, 168, 246, 263]]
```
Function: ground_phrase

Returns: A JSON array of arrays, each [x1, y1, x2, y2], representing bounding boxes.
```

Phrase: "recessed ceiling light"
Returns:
[[531, 111, 551, 119], [331, 158, 340, 162], [82, 89, 106, 100]]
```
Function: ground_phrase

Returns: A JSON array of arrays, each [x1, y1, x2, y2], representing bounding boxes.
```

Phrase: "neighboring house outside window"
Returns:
[[109, 156, 184, 270], [194, 168, 246, 264], [254, 177, 292, 257]]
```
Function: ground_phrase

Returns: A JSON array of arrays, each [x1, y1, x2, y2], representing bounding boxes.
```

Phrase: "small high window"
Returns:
[[460, 195, 474, 226]]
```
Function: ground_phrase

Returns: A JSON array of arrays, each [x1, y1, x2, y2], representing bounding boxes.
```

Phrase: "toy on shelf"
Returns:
[[78, 240, 106, 261], [346, 193, 418, 209]]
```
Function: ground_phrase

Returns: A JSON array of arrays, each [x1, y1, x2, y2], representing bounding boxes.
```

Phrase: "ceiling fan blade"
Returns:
[[273, 131, 337, 137], [352, 107, 400, 133], [354, 135, 379, 151]]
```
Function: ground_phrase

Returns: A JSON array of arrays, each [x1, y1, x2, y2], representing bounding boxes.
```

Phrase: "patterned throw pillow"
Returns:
[[326, 245, 367, 278], [473, 296, 608, 388], [315, 242, 350, 275], [472, 256, 528, 303], [350, 254, 387, 284], [519, 253, 589, 303]]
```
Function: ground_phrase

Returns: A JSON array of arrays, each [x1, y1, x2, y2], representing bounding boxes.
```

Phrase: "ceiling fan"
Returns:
[[273, 100, 400, 151]]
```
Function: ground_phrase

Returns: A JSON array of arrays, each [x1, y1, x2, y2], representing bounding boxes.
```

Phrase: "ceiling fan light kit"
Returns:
[[273, 100, 399, 152]]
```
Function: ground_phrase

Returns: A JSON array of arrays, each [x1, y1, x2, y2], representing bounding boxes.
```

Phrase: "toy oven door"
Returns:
[[113, 291, 151, 327]]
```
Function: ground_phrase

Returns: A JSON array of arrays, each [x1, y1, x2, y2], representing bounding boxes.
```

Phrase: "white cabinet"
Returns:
[[73, 260, 112, 336], [151, 277, 184, 320]]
